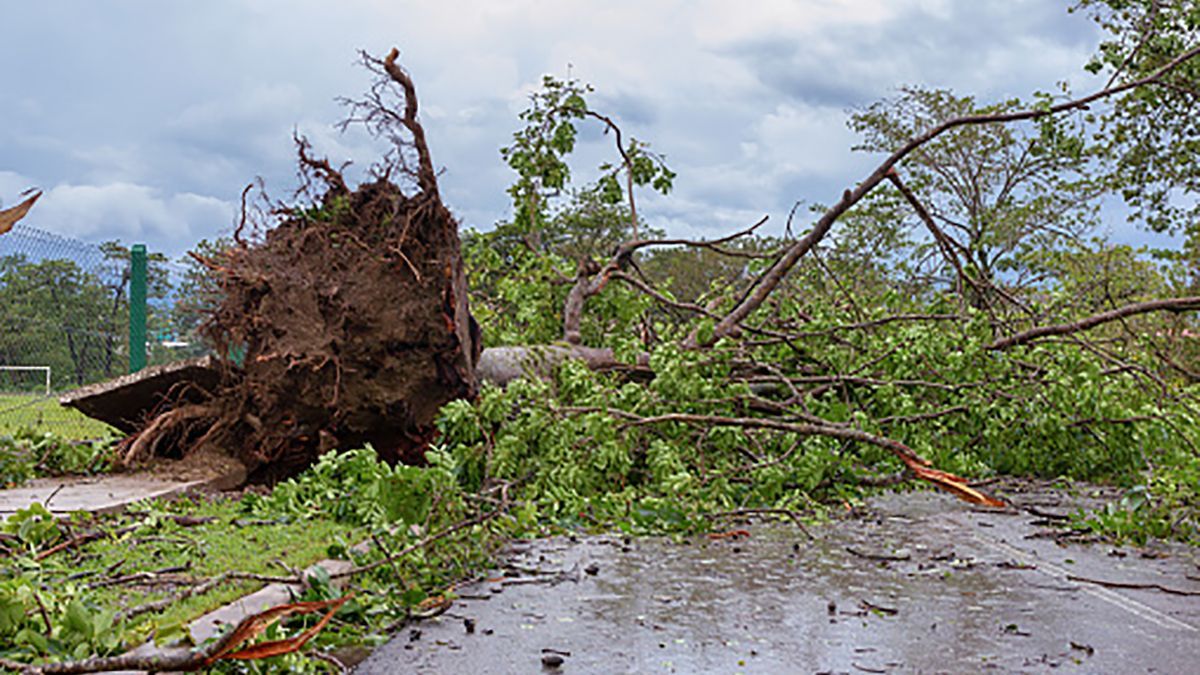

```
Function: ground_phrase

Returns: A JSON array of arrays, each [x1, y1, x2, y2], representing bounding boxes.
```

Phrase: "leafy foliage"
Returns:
[[849, 86, 1100, 288], [0, 429, 113, 487], [1077, 0, 1200, 272], [243, 446, 450, 529], [454, 69, 1200, 549]]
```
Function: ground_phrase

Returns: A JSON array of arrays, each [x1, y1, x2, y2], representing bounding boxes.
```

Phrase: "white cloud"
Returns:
[[30, 182, 233, 252], [170, 83, 305, 134], [755, 103, 861, 177], [0, 172, 37, 204]]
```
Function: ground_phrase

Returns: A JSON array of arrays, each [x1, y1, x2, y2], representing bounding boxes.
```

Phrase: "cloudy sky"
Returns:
[[0, 0, 1139, 258]]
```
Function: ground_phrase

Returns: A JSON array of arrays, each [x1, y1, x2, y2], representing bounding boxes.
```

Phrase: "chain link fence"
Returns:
[[0, 224, 201, 439]]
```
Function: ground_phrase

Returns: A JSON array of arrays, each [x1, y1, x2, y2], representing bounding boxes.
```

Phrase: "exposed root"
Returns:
[[121, 404, 216, 465]]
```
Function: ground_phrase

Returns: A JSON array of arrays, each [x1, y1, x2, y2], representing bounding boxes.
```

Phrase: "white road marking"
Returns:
[[968, 531, 1198, 633]]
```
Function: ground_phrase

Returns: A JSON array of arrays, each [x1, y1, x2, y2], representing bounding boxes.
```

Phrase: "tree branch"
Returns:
[[561, 216, 769, 344], [583, 110, 640, 240], [381, 48, 438, 196], [988, 297, 1200, 350], [606, 410, 1003, 506]]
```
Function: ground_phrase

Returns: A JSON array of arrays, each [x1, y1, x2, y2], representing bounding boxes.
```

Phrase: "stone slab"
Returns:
[[58, 356, 221, 433]]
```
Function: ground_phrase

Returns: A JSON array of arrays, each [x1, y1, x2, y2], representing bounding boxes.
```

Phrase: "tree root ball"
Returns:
[[133, 176, 480, 478]]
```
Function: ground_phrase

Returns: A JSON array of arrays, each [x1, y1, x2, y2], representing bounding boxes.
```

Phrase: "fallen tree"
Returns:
[[110, 37, 1200, 508]]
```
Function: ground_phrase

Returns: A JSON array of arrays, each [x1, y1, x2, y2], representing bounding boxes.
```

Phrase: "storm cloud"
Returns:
[[0, 1, 1119, 256]]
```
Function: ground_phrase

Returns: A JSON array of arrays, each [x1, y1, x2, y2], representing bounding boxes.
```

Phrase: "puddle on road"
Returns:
[[355, 484, 1200, 674]]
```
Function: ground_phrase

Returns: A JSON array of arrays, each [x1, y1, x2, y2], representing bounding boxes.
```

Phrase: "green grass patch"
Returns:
[[88, 498, 366, 643], [0, 394, 116, 440]]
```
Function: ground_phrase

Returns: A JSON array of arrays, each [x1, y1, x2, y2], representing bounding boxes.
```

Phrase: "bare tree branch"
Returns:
[[380, 48, 438, 195], [582, 109, 641, 240]]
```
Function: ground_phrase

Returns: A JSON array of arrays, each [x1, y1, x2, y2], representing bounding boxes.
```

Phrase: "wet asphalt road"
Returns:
[[354, 482, 1200, 674]]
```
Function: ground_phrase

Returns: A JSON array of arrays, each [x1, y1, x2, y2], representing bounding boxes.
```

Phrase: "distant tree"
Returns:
[[1078, 0, 1200, 282], [168, 237, 232, 357], [0, 242, 172, 387], [639, 238, 766, 306], [0, 255, 120, 386]]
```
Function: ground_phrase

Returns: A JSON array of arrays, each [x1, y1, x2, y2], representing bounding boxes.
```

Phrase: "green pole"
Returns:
[[129, 244, 147, 373]]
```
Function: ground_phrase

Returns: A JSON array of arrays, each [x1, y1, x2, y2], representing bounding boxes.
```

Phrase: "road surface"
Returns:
[[356, 481, 1200, 674]]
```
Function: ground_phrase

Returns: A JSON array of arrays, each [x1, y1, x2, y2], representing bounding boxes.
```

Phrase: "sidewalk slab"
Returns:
[[0, 468, 245, 518], [59, 356, 220, 433]]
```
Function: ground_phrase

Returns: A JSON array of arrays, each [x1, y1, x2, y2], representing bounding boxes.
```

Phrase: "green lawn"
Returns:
[[0, 394, 116, 440]]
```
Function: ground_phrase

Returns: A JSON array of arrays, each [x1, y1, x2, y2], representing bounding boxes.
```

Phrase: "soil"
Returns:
[[138, 444, 247, 486], [199, 176, 478, 477]]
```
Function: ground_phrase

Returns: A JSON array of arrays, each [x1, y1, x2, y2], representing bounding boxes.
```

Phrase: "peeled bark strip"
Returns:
[[0, 190, 40, 236]]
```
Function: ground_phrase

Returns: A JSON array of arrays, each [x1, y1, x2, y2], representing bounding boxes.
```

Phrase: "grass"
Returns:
[[0, 394, 116, 440]]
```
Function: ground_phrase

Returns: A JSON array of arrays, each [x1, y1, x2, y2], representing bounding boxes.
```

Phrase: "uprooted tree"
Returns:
[[121, 8, 1200, 521], [122, 49, 480, 474]]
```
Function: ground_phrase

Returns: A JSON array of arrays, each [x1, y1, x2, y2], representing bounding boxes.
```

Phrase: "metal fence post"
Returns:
[[130, 244, 147, 373]]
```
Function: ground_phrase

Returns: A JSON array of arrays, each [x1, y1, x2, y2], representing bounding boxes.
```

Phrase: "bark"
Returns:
[[476, 344, 629, 386]]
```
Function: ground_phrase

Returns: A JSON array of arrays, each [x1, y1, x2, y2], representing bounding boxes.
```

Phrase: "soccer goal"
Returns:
[[0, 365, 53, 424], [0, 365, 52, 397]]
